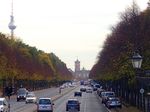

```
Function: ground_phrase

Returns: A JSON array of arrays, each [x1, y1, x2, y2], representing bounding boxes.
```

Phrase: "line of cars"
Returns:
[[65, 90, 83, 111], [16, 87, 54, 112], [66, 85, 94, 112], [0, 81, 78, 112], [0, 87, 37, 112], [17, 82, 78, 112], [0, 90, 80, 112], [16, 88, 37, 104], [80, 86, 92, 93], [97, 87, 122, 109]]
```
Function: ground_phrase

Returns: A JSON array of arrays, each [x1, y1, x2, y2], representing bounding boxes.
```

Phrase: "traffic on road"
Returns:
[[0, 80, 125, 112]]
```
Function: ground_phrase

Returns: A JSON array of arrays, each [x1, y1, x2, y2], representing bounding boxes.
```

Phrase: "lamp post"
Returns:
[[131, 51, 143, 70], [131, 51, 143, 77], [131, 51, 145, 110]]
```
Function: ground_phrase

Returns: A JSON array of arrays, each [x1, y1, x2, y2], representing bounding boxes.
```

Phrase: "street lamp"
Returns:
[[131, 51, 145, 110], [131, 51, 143, 69]]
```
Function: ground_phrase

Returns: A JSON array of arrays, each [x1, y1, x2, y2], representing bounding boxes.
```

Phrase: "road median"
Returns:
[[51, 86, 77, 101]]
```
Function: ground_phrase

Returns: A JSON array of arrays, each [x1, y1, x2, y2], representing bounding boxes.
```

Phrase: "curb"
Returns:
[[95, 92, 111, 112]]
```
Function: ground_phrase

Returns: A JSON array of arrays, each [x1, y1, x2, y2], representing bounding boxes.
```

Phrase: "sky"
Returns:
[[0, 0, 148, 71]]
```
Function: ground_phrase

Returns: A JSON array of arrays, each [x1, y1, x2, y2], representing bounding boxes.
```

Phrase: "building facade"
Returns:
[[74, 59, 89, 79]]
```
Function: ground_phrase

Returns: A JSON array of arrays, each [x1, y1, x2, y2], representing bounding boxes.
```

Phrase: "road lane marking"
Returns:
[[84, 100, 87, 112], [84, 93, 87, 112]]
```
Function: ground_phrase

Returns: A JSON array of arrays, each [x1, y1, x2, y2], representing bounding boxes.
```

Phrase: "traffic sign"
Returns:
[[140, 88, 144, 94]]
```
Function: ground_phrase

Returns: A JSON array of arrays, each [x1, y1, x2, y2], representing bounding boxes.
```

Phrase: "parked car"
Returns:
[[101, 91, 115, 104], [66, 99, 80, 111], [106, 97, 122, 109], [74, 91, 82, 97], [97, 88, 105, 97], [93, 84, 100, 91], [17, 88, 28, 101], [25, 92, 37, 104], [37, 98, 54, 112], [0, 98, 9, 112]]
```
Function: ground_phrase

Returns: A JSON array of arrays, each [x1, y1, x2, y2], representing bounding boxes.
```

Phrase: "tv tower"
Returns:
[[8, 0, 16, 39], [148, 0, 150, 9]]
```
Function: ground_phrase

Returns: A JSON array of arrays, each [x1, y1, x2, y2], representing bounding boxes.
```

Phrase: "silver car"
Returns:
[[101, 91, 115, 104], [37, 98, 54, 112], [106, 97, 122, 109]]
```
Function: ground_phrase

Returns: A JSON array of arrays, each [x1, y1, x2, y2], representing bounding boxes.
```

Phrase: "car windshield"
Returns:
[[95, 85, 100, 88], [39, 99, 51, 104], [0, 101, 3, 105], [110, 98, 119, 102], [68, 100, 78, 104], [106, 92, 114, 96], [18, 89, 26, 94], [27, 94, 35, 97]]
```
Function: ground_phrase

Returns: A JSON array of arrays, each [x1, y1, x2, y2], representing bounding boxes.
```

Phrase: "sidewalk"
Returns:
[[111, 104, 142, 112]]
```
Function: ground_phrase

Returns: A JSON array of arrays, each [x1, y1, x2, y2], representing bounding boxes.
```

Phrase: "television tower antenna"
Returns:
[[148, 0, 150, 9], [8, 0, 16, 39]]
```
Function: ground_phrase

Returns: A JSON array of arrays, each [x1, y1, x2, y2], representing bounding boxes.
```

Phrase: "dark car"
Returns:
[[17, 88, 28, 101], [66, 99, 80, 111], [74, 91, 82, 97], [106, 97, 122, 109], [93, 84, 100, 91], [80, 87, 86, 92]]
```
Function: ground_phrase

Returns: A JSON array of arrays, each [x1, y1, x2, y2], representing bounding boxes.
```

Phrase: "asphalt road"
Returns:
[[9, 87, 73, 112], [8, 86, 109, 112], [53, 87, 108, 112]]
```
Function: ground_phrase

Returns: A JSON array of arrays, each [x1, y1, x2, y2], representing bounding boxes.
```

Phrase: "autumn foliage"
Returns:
[[90, 3, 150, 81], [0, 33, 72, 81]]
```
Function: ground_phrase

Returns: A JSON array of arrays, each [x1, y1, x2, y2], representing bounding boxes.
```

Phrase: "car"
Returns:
[[101, 91, 115, 104], [17, 88, 28, 101], [80, 87, 86, 92], [74, 91, 82, 97], [106, 97, 122, 109], [86, 88, 92, 93], [93, 84, 100, 91], [37, 98, 54, 112], [25, 92, 37, 104], [97, 88, 105, 97], [66, 99, 80, 111], [0, 98, 9, 112]]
